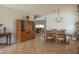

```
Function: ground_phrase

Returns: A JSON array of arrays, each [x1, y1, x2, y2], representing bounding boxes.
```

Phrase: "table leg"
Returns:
[[9, 35, 11, 45], [6, 36, 8, 45]]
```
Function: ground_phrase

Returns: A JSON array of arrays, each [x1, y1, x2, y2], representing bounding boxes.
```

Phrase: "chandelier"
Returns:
[[56, 9, 63, 22]]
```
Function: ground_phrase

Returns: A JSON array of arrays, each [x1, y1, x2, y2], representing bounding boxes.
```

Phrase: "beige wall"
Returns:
[[0, 5, 28, 43]]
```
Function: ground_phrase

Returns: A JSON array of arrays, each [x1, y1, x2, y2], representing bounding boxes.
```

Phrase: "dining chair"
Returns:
[[56, 29, 66, 44], [46, 30, 56, 42]]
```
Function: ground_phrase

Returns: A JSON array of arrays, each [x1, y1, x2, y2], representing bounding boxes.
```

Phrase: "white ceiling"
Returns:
[[1, 4, 77, 16]]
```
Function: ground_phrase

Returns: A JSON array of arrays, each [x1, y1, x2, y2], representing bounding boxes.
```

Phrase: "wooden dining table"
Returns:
[[0, 32, 12, 45]]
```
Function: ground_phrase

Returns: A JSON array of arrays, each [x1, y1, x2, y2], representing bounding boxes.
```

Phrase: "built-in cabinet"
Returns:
[[16, 19, 35, 42]]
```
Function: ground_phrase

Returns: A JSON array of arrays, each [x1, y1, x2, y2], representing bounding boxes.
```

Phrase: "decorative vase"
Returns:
[[3, 27, 6, 33]]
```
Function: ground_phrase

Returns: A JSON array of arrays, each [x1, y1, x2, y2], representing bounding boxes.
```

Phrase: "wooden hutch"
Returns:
[[16, 19, 35, 42]]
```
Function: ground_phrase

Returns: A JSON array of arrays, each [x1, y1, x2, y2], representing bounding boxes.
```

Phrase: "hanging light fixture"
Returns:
[[56, 9, 63, 22]]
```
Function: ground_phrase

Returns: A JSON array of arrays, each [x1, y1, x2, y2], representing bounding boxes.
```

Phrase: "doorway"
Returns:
[[35, 20, 46, 40]]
